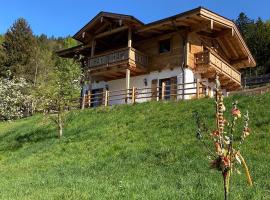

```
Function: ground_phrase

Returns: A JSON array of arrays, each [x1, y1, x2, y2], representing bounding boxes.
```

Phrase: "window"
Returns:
[[159, 39, 171, 53]]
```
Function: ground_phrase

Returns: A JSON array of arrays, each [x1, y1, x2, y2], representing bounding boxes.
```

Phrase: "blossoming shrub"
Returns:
[[0, 78, 31, 120]]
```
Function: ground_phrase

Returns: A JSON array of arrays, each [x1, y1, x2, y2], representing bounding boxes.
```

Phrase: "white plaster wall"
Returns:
[[183, 68, 196, 100], [89, 67, 197, 105]]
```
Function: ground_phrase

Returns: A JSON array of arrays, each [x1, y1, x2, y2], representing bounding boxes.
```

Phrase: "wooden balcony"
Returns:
[[195, 50, 241, 90], [87, 47, 148, 69]]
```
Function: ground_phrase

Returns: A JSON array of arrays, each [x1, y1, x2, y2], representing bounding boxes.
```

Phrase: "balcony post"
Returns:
[[161, 82, 166, 100], [125, 68, 131, 103], [104, 90, 109, 106]]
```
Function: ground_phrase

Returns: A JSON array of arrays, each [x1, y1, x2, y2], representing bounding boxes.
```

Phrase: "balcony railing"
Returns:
[[194, 50, 241, 84], [87, 47, 148, 68]]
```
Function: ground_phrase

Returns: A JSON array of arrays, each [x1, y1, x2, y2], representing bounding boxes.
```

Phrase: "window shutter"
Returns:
[[170, 76, 177, 100], [151, 79, 158, 101]]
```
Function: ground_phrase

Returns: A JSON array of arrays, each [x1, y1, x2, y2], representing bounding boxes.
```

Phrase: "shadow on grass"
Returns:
[[0, 126, 57, 152]]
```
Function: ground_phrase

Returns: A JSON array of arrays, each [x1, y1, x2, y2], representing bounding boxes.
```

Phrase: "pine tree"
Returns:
[[235, 12, 254, 39], [3, 18, 38, 81]]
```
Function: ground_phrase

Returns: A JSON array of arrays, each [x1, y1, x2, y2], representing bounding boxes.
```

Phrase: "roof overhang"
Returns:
[[73, 11, 144, 43], [65, 7, 255, 69], [56, 44, 91, 58], [136, 7, 256, 69]]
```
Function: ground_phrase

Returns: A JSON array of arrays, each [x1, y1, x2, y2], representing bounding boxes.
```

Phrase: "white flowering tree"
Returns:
[[0, 77, 31, 120]]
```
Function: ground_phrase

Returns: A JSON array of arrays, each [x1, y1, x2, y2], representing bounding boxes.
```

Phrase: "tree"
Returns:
[[235, 12, 254, 38], [36, 58, 81, 138], [0, 77, 31, 120], [0, 35, 6, 77], [2, 18, 38, 81], [236, 13, 270, 76]]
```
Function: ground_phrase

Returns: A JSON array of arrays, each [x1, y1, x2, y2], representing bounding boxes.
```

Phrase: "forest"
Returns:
[[0, 12, 269, 123]]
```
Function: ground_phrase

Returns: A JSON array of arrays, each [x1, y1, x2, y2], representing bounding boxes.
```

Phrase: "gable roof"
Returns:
[[69, 7, 256, 68], [73, 11, 144, 43]]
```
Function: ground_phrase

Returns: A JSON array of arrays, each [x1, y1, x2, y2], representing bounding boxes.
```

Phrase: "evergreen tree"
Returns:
[[3, 18, 38, 81], [235, 12, 254, 38], [236, 13, 270, 76], [0, 35, 6, 76]]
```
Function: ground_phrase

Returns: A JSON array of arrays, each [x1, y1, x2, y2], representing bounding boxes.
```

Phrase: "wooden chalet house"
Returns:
[[58, 7, 256, 107]]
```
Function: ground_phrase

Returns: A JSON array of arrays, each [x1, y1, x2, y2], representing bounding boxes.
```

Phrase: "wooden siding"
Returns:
[[194, 50, 241, 85], [134, 33, 184, 71]]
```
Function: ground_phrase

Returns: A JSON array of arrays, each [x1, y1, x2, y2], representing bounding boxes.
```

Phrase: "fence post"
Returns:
[[196, 78, 200, 99], [81, 94, 86, 110], [132, 86, 136, 104], [105, 90, 109, 106], [157, 86, 159, 101], [208, 86, 211, 97], [162, 82, 166, 100], [88, 90, 92, 108]]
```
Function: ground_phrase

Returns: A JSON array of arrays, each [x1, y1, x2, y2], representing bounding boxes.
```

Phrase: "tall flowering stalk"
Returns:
[[194, 75, 253, 200]]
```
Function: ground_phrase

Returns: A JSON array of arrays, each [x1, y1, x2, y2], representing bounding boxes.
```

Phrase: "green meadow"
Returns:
[[0, 93, 269, 200]]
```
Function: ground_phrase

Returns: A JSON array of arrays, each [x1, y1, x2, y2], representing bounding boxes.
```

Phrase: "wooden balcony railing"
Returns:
[[194, 50, 241, 84], [87, 47, 148, 68]]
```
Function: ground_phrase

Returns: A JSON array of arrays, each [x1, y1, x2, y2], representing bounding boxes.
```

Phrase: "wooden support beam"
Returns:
[[224, 37, 239, 58], [161, 82, 166, 100], [196, 78, 200, 99], [95, 26, 128, 39], [230, 57, 249, 65], [214, 29, 233, 38], [126, 68, 130, 103], [217, 38, 231, 58], [104, 90, 109, 106], [210, 19, 214, 30]]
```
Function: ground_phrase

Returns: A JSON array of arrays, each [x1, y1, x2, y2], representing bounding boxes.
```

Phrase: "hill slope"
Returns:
[[0, 93, 269, 200]]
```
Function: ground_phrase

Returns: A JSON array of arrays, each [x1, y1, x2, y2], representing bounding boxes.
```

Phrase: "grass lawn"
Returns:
[[0, 93, 269, 199]]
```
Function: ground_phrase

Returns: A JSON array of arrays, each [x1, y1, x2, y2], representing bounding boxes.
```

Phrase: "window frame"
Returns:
[[158, 38, 172, 54]]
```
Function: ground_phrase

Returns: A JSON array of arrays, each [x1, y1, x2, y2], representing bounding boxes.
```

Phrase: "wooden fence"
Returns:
[[229, 84, 270, 96], [243, 73, 270, 87], [80, 80, 209, 109]]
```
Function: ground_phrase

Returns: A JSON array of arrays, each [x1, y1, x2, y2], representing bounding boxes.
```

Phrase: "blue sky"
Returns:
[[1, 0, 269, 37]]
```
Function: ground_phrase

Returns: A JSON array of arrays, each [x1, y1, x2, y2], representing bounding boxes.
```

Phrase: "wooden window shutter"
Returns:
[[170, 76, 177, 100], [151, 79, 158, 101]]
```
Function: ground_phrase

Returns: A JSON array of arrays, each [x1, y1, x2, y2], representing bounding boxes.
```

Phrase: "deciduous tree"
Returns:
[[36, 58, 81, 138]]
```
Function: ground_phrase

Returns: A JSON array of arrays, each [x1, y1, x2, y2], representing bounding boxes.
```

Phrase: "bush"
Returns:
[[0, 77, 32, 120]]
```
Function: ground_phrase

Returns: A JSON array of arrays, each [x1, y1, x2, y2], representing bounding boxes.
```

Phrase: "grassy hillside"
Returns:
[[0, 93, 269, 200]]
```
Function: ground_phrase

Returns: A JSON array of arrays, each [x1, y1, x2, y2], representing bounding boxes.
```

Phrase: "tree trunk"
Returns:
[[58, 113, 63, 138]]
